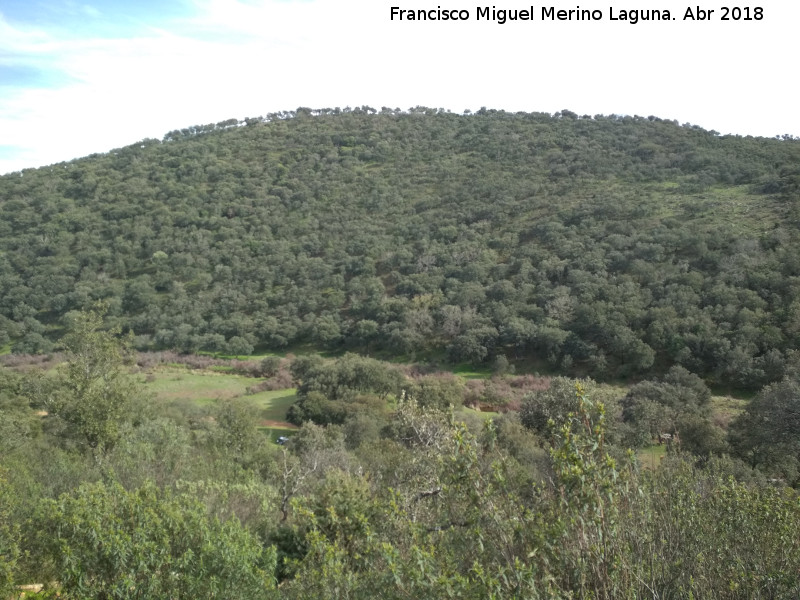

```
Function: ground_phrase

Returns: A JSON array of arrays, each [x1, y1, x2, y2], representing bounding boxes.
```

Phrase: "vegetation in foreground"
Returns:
[[2, 308, 800, 598]]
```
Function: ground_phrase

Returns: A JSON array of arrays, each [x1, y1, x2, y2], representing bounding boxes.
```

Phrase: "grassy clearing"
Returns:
[[143, 368, 297, 426], [680, 185, 782, 235], [144, 370, 253, 404], [637, 444, 667, 470], [451, 363, 492, 379], [710, 394, 748, 428], [460, 405, 499, 420], [638, 181, 783, 238], [245, 389, 298, 423], [260, 427, 298, 443]]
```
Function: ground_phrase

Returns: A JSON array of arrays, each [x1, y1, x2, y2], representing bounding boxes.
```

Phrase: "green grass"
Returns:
[[244, 389, 298, 423], [632, 181, 782, 238], [637, 444, 667, 470], [145, 370, 254, 404], [451, 363, 492, 379], [460, 405, 499, 420], [260, 427, 298, 442], [710, 394, 748, 428], [679, 185, 782, 235], [144, 368, 297, 425]]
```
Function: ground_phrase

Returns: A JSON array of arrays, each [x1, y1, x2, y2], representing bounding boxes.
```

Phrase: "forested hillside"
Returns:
[[2, 107, 800, 386], [3, 110, 800, 596]]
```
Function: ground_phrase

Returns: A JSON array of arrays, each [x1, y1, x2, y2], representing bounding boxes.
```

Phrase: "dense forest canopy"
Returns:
[[2, 107, 800, 387]]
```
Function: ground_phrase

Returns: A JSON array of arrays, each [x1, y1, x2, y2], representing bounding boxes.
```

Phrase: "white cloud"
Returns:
[[0, 0, 798, 174], [82, 5, 102, 19]]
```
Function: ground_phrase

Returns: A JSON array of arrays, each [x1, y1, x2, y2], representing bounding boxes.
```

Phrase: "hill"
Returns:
[[1, 107, 799, 387]]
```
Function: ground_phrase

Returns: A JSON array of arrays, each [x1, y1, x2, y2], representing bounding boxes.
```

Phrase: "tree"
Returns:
[[729, 377, 800, 482], [620, 366, 712, 449], [519, 376, 584, 438], [0, 367, 39, 453], [406, 374, 464, 410], [491, 353, 512, 376], [45, 306, 144, 458], [215, 399, 264, 467], [0, 468, 19, 598], [547, 383, 639, 598], [295, 353, 405, 401], [259, 356, 282, 377]]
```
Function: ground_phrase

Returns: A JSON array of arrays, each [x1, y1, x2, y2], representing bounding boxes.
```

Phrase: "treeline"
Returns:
[[2, 312, 800, 598], [2, 108, 800, 386]]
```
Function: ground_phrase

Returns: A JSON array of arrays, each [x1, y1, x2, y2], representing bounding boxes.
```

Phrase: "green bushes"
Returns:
[[278, 386, 800, 600], [32, 481, 277, 599], [4, 309, 800, 597], [0, 468, 20, 599]]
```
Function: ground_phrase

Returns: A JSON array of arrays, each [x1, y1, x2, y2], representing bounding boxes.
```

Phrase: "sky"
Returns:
[[1, 0, 797, 174]]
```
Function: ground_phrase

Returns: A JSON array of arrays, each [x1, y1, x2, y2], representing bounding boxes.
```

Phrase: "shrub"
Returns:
[[34, 481, 277, 599]]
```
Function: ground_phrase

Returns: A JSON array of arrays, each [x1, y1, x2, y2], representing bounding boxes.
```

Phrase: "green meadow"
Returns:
[[144, 367, 298, 433]]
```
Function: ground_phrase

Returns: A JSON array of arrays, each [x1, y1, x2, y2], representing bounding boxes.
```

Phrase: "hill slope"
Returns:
[[1, 107, 799, 386]]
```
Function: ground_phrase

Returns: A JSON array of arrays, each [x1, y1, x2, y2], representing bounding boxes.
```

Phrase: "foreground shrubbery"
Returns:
[[31, 481, 276, 599], [5, 389, 799, 599], [3, 311, 800, 598], [276, 393, 800, 600]]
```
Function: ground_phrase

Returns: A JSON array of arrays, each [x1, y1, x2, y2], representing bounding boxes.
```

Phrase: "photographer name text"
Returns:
[[389, 6, 764, 24]]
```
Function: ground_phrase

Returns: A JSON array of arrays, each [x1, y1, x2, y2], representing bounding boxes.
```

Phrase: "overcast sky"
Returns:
[[1, 0, 797, 174]]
